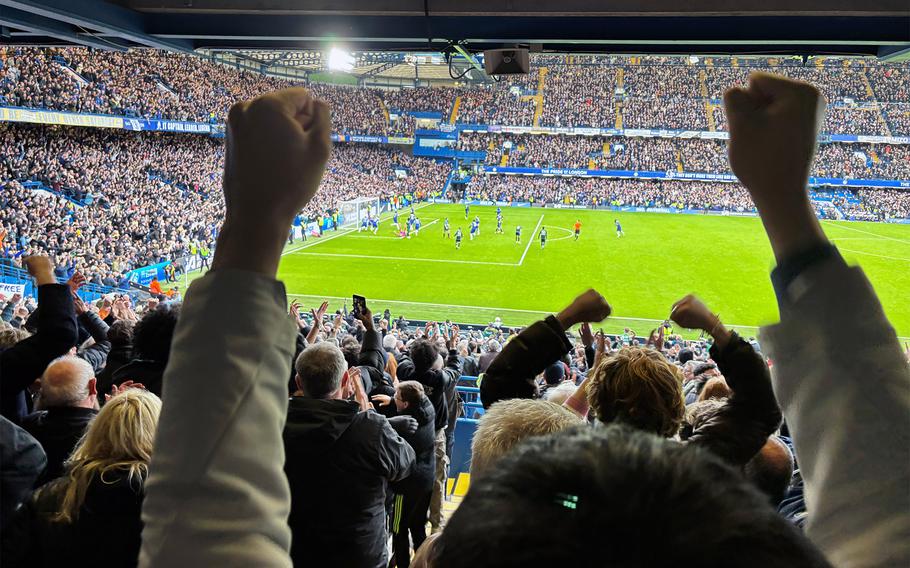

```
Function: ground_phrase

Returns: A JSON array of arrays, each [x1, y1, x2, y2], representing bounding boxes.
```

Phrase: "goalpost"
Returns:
[[338, 197, 381, 229]]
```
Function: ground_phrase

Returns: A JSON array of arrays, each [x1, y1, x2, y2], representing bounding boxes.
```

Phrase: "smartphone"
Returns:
[[352, 294, 367, 318]]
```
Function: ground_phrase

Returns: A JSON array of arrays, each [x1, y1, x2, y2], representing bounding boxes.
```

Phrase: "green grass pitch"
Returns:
[[266, 204, 910, 338]]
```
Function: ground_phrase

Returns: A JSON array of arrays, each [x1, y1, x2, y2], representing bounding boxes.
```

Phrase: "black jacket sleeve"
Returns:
[[376, 416, 416, 482], [0, 284, 77, 421], [687, 333, 783, 467], [77, 312, 111, 374], [358, 329, 385, 375], [480, 316, 572, 409], [584, 344, 596, 369]]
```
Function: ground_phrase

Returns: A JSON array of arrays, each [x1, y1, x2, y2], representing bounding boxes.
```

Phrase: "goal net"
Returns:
[[338, 197, 381, 229]]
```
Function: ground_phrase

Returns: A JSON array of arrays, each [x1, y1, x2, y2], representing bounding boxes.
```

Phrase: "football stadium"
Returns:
[[0, 2, 909, 567]]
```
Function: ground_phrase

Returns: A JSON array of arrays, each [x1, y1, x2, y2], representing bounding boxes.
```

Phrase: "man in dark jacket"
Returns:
[[0, 256, 78, 423], [373, 381, 436, 568], [398, 330, 462, 532], [284, 341, 414, 568], [22, 356, 98, 486]]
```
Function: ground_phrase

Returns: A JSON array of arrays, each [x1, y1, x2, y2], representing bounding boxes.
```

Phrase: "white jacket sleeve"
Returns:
[[761, 256, 910, 568], [140, 270, 297, 568]]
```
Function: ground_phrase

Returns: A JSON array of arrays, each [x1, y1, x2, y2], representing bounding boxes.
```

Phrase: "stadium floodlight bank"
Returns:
[[339, 197, 381, 229]]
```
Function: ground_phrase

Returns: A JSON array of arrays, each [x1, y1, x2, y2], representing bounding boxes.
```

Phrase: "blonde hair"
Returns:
[[471, 399, 580, 480], [587, 347, 685, 438], [46, 389, 161, 523], [698, 377, 732, 402]]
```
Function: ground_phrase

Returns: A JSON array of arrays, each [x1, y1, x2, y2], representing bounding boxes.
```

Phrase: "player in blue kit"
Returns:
[[392, 210, 400, 230], [470, 219, 478, 241], [615, 219, 624, 238], [414, 218, 422, 235], [465, 203, 470, 219]]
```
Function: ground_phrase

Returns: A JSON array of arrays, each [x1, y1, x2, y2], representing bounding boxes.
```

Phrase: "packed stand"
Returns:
[[0, 123, 451, 284], [538, 65, 618, 128]]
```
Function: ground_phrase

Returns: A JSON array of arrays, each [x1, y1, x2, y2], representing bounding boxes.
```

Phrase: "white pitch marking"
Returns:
[[292, 251, 518, 266], [518, 214, 545, 265], [823, 221, 910, 245]]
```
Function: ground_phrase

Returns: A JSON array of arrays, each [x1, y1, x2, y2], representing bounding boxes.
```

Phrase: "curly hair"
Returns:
[[586, 347, 685, 438], [132, 303, 180, 363]]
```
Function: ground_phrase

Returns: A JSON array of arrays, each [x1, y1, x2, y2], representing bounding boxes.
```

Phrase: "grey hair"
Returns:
[[295, 342, 347, 399], [39, 356, 94, 408], [487, 340, 501, 353], [383, 334, 398, 351]]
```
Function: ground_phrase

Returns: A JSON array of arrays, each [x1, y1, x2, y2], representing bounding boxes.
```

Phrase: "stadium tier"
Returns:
[[2, 47, 910, 136]]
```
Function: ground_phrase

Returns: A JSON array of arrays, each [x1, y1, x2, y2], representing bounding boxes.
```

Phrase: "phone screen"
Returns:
[[352, 294, 367, 317]]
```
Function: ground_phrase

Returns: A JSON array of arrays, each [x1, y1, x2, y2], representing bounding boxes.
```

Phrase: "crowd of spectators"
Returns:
[[0, 123, 449, 284], [538, 65, 617, 128], [0, 80, 907, 568], [459, 132, 910, 181], [2, 47, 909, 137]]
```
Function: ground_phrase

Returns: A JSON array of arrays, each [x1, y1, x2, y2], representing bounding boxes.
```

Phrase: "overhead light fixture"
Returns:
[[327, 47, 355, 72]]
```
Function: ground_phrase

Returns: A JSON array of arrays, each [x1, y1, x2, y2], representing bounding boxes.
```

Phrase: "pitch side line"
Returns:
[[518, 214, 545, 266], [838, 248, 910, 262], [823, 221, 910, 245], [292, 251, 517, 266], [281, 227, 356, 256]]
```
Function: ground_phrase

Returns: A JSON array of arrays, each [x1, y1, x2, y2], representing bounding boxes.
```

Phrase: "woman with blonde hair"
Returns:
[[2, 388, 161, 567]]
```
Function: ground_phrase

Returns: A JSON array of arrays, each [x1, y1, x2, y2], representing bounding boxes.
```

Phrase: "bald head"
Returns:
[[39, 356, 98, 410], [744, 436, 794, 506]]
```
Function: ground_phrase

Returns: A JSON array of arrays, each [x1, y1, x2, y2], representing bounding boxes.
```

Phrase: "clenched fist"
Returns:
[[724, 73, 829, 262], [223, 88, 331, 226], [214, 88, 332, 276], [557, 289, 612, 330], [724, 72, 824, 206]]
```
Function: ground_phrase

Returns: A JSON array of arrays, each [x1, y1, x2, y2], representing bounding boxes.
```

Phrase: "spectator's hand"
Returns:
[[14, 306, 29, 320], [105, 380, 146, 402], [579, 322, 595, 348], [556, 289, 611, 329], [73, 294, 88, 316], [388, 415, 419, 437], [310, 301, 329, 324], [356, 308, 374, 331], [348, 367, 370, 411], [333, 313, 343, 333], [724, 73, 828, 261], [24, 255, 55, 285], [371, 394, 392, 407], [670, 294, 717, 331], [671, 294, 731, 349], [66, 271, 86, 294], [214, 88, 331, 276], [11, 293, 22, 305]]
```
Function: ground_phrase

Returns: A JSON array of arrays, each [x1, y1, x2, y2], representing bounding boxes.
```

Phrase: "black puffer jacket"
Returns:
[[391, 395, 436, 496], [284, 397, 414, 568]]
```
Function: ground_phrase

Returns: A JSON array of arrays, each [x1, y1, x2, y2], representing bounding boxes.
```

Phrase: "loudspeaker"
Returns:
[[483, 49, 530, 75]]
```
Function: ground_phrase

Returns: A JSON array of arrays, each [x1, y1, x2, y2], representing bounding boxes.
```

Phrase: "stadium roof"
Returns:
[[0, 0, 908, 60]]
